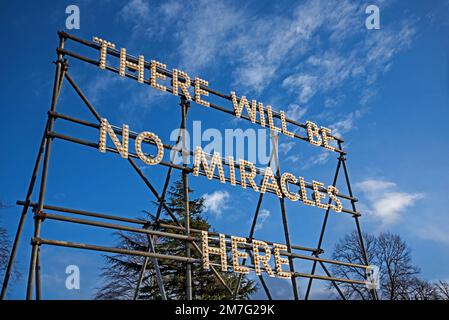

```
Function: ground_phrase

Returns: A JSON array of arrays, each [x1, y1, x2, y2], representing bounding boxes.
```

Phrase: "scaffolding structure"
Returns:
[[1, 31, 378, 300]]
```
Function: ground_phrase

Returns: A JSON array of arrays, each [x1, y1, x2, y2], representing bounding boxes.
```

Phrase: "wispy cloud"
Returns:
[[173, 1, 243, 73], [302, 151, 331, 169], [202, 190, 230, 217], [286, 104, 308, 122], [282, 17, 415, 106], [286, 154, 300, 163], [228, 0, 359, 93], [279, 142, 295, 155], [329, 109, 365, 139], [255, 209, 270, 231], [113, 0, 416, 139], [119, 0, 150, 22], [355, 179, 424, 226], [413, 220, 449, 247], [116, 2, 415, 103]]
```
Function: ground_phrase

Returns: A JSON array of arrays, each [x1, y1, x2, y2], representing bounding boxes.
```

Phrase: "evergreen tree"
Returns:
[[95, 179, 257, 300]]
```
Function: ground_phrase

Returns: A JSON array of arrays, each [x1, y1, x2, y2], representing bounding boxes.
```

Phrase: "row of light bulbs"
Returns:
[[193, 146, 343, 212], [201, 232, 291, 278], [97, 119, 343, 213], [92, 36, 341, 153]]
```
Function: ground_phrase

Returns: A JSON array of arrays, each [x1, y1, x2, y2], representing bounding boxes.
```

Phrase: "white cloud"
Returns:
[[159, 1, 183, 20], [119, 0, 150, 22], [356, 180, 397, 193], [280, 11, 416, 129], [255, 209, 271, 231], [286, 154, 300, 163], [329, 108, 367, 138], [355, 179, 424, 226], [229, 0, 332, 92], [113, 0, 416, 140], [329, 113, 355, 138], [324, 94, 345, 108], [413, 221, 449, 246], [283, 75, 318, 103], [175, 1, 243, 73], [279, 142, 295, 155], [202, 190, 230, 216], [282, 19, 415, 105], [373, 192, 423, 223], [286, 104, 308, 122], [303, 151, 330, 169]]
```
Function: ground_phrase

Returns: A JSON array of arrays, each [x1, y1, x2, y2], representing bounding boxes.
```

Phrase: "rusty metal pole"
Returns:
[[338, 141, 378, 301], [133, 106, 190, 300], [304, 156, 343, 300], [271, 133, 299, 300], [180, 96, 192, 300], [26, 35, 66, 300], [233, 148, 276, 299]]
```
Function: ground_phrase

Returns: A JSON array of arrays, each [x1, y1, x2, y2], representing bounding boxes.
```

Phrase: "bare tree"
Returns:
[[401, 277, 438, 300], [435, 280, 449, 300], [376, 233, 420, 300], [0, 227, 11, 274], [330, 231, 422, 300], [329, 231, 376, 300], [1, 201, 21, 293]]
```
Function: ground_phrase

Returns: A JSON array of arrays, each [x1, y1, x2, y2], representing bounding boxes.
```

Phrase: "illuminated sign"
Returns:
[[98, 119, 343, 213], [93, 37, 339, 152]]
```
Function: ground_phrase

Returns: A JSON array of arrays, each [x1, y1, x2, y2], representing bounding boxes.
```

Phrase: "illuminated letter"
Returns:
[[252, 240, 274, 277], [119, 48, 145, 83], [93, 37, 115, 70], [273, 243, 291, 279], [231, 236, 249, 274], [280, 172, 300, 201], [280, 111, 294, 137], [260, 167, 282, 197], [193, 147, 226, 183], [194, 77, 210, 107], [201, 231, 228, 271], [306, 121, 322, 146], [327, 186, 343, 212], [312, 181, 329, 209], [258, 102, 266, 127], [238, 160, 259, 192], [150, 60, 167, 92], [299, 177, 315, 206], [321, 127, 336, 151], [172, 69, 192, 100], [135, 131, 164, 165], [230, 92, 257, 123], [98, 118, 128, 159], [267, 106, 281, 133]]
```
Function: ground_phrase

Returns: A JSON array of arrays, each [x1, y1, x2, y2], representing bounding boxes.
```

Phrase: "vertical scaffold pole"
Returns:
[[180, 96, 192, 300], [338, 141, 378, 301], [26, 35, 66, 300]]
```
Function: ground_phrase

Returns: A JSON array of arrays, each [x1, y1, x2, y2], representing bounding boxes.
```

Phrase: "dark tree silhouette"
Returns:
[[403, 277, 439, 300], [1, 201, 20, 292], [435, 281, 449, 300], [0, 227, 11, 276], [329, 231, 422, 300], [95, 180, 257, 300]]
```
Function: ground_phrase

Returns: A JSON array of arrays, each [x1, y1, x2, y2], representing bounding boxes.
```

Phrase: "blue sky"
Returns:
[[1, 0, 449, 299]]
